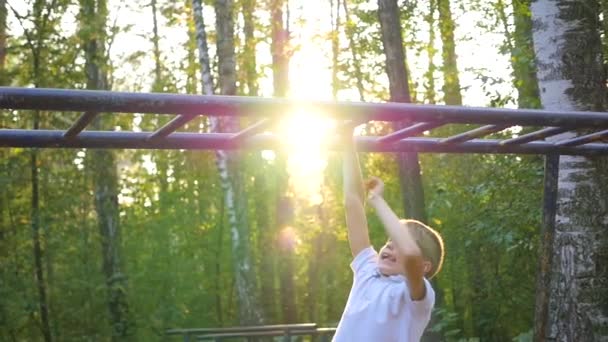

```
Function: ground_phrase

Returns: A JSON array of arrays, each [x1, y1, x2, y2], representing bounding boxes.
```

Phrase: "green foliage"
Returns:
[[0, 0, 563, 340]]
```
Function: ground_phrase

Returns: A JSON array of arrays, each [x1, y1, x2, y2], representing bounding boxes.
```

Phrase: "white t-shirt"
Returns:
[[333, 247, 435, 342]]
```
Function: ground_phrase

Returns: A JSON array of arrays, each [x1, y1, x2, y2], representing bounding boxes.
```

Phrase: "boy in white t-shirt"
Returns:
[[333, 127, 445, 342]]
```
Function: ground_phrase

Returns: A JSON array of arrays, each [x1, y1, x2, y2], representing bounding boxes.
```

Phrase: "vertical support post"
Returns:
[[534, 153, 559, 341]]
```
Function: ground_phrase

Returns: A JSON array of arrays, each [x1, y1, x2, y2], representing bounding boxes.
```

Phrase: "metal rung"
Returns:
[[554, 129, 608, 147], [231, 119, 271, 141], [147, 114, 198, 140], [440, 125, 510, 144], [64, 112, 99, 138], [378, 122, 443, 144], [500, 127, 570, 145]]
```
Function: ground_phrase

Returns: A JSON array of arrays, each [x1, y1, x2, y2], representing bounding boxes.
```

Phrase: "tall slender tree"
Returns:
[[437, 0, 462, 105], [423, 0, 437, 104], [79, 0, 134, 339], [241, 0, 258, 96], [0, 0, 6, 336], [270, 0, 297, 323], [531, 0, 608, 340], [495, 0, 541, 109], [0, 0, 5, 85], [342, 0, 366, 101], [330, 0, 341, 99], [271, 0, 289, 98], [192, 0, 263, 324], [377, 0, 427, 222], [8, 1, 63, 339]]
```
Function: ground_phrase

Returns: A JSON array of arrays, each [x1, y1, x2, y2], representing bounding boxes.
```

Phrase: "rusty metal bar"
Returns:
[[439, 124, 510, 144], [377, 122, 444, 144], [63, 112, 99, 138], [554, 129, 608, 147], [2, 87, 608, 128], [1, 129, 608, 155], [500, 127, 570, 145]]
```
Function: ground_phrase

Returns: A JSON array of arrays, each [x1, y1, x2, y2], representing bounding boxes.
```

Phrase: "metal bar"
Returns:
[[533, 153, 559, 341], [439, 124, 510, 144], [377, 122, 443, 144], [63, 112, 99, 137], [2, 129, 608, 155], [2, 87, 608, 128], [148, 114, 197, 140], [165, 324, 317, 335], [554, 129, 608, 147], [230, 119, 271, 141], [500, 127, 570, 145]]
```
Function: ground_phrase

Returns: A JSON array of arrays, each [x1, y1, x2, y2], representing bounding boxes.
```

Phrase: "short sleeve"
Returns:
[[408, 278, 435, 317], [350, 247, 378, 278]]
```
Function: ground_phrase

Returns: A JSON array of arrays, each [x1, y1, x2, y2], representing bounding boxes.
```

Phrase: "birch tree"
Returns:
[[191, 0, 263, 324], [531, 0, 608, 340]]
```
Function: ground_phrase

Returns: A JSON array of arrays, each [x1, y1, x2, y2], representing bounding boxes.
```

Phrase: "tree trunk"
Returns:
[[254, 164, 278, 322], [437, 0, 462, 105], [0, 0, 6, 333], [377, 0, 427, 222], [0, 0, 6, 84], [271, 0, 289, 98], [270, 0, 297, 324], [601, 0, 608, 65], [343, 0, 366, 101], [30, 114, 52, 342], [26, 2, 52, 339], [531, 0, 608, 340], [424, 0, 437, 104], [330, 0, 341, 99], [185, 0, 198, 94], [511, 0, 540, 109], [151, 0, 162, 92], [80, 0, 134, 339], [496, 0, 541, 109], [242, 0, 258, 96], [192, 0, 263, 324]]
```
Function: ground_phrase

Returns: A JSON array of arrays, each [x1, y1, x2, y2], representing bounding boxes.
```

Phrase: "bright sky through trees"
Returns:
[[6, 0, 515, 204]]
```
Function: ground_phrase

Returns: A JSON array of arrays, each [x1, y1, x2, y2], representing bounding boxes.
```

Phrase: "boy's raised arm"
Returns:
[[367, 178, 427, 300], [342, 128, 371, 258]]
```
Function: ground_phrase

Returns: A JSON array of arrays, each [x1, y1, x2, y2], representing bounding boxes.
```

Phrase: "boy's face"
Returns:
[[378, 240, 406, 276], [378, 240, 432, 277]]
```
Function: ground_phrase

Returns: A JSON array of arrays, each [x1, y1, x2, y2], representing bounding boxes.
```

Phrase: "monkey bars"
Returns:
[[1, 87, 607, 155]]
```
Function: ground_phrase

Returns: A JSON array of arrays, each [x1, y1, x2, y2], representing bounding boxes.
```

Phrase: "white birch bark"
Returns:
[[531, 1, 608, 340], [191, 0, 263, 324]]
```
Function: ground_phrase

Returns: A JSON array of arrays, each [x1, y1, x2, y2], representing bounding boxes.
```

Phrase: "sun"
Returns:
[[277, 110, 336, 205]]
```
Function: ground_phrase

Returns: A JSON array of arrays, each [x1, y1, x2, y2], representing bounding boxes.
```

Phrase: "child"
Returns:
[[332, 127, 445, 342]]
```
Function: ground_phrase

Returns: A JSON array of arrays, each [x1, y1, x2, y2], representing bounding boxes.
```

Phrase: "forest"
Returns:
[[1, 0, 607, 341]]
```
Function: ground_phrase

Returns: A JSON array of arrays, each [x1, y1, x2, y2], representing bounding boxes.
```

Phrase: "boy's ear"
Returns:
[[422, 260, 432, 275]]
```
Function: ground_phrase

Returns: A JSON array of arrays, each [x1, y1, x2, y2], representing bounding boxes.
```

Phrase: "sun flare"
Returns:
[[278, 110, 336, 205]]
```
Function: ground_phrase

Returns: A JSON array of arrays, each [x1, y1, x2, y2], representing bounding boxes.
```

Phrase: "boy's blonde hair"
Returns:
[[400, 219, 445, 279]]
